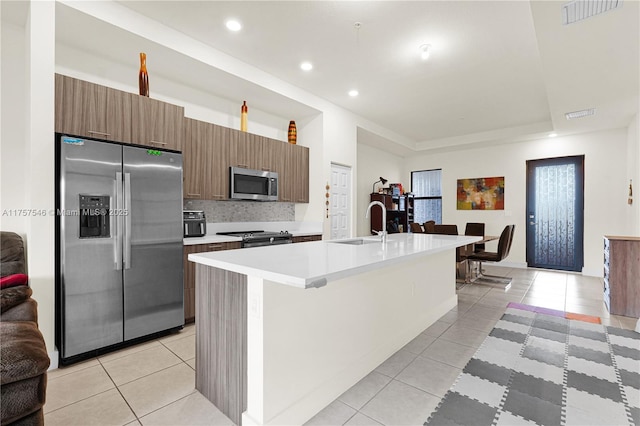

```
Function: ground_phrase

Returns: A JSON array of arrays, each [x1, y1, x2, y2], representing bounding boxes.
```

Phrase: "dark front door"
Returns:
[[526, 155, 584, 271]]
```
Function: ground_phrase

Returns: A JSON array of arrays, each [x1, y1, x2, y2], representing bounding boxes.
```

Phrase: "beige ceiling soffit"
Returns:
[[356, 126, 417, 152], [357, 128, 416, 158], [415, 121, 553, 151], [562, 0, 623, 25]]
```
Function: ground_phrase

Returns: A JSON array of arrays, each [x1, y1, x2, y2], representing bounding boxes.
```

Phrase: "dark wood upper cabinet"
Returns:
[[293, 144, 310, 203], [131, 95, 183, 151], [206, 124, 230, 200], [55, 73, 132, 143], [183, 118, 208, 199], [230, 129, 263, 171], [55, 74, 309, 203]]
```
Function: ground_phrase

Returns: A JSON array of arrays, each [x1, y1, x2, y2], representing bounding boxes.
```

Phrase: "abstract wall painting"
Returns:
[[457, 176, 504, 210]]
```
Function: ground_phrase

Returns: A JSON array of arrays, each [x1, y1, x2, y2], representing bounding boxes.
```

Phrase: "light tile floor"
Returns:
[[44, 266, 638, 426]]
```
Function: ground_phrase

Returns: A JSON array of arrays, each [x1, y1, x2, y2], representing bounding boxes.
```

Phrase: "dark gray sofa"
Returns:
[[1, 232, 49, 426]]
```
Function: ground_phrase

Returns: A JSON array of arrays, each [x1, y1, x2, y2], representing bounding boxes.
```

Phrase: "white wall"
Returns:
[[626, 113, 640, 236], [356, 143, 404, 236], [402, 128, 629, 276], [1, 1, 57, 362], [0, 20, 28, 235]]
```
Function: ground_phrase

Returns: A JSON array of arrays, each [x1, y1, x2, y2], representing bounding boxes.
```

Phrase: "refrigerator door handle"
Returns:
[[115, 172, 124, 271], [124, 172, 132, 269]]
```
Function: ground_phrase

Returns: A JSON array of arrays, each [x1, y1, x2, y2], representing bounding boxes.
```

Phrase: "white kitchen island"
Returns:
[[189, 233, 479, 426]]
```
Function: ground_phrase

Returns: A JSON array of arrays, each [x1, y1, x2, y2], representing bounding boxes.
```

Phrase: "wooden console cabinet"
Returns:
[[603, 236, 640, 318]]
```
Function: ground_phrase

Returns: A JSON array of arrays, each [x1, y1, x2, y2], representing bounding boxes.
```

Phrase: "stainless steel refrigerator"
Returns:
[[55, 134, 184, 364]]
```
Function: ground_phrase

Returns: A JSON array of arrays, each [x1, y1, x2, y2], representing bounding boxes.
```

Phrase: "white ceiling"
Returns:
[[6, 1, 640, 153]]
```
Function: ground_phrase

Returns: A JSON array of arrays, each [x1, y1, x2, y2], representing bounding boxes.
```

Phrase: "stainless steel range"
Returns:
[[217, 230, 293, 248]]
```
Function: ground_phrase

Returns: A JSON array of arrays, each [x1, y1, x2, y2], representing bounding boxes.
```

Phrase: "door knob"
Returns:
[[529, 222, 536, 225]]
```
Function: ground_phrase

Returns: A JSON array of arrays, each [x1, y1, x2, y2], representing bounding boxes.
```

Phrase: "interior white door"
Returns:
[[330, 163, 351, 240]]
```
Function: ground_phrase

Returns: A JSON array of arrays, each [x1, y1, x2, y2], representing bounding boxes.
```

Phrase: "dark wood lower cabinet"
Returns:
[[183, 242, 241, 323], [292, 234, 322, 243]]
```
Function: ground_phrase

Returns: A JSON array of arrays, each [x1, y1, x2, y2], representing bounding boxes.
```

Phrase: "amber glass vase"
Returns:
[[241, 101, 248, 132], [288, 120, 297, 144], [138, 52, 149, 97]]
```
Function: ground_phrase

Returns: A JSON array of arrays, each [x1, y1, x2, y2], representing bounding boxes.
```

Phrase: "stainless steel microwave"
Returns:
[[230, 167, 278, 201]]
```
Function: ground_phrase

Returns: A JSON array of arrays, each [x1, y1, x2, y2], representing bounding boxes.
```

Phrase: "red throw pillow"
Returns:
[[0, 273, 28, 289]]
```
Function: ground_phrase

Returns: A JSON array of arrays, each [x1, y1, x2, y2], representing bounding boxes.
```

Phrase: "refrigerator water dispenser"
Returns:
[[79, 194, 110, 238]]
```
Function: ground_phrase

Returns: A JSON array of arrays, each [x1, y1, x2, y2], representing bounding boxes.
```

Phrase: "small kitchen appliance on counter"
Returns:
[[217, 230, 293, 248], [183, 211, 206, 237]]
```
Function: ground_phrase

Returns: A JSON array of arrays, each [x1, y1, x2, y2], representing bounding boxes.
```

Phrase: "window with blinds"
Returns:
[[411, 169, 442, 224]]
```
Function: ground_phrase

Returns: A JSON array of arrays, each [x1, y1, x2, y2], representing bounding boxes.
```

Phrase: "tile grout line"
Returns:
[[97, 355, 142, 424]]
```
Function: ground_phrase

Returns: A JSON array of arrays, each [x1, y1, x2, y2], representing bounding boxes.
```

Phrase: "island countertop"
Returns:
[[189, 233, 480, 289]]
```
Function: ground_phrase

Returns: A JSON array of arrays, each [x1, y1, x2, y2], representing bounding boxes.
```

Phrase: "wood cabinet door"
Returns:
[[207, 123, 230, 200], [261, 138, 283, 173], [105, 87, 133, 143], [183, 118, 208, 199], [55, 74, 109, 139], [279, 143, 296, 202], [293, 145, 310, 203], [54, 74, 66, 134], [131, 95, 184, 151], [183, 244, 204, 323], [230, 130, 263, 170]]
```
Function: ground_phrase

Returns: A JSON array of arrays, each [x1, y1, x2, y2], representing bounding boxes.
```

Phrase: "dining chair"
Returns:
[[423, 221, 436, 233], [429, 224, 466, 282], [409, 222, 424, 233], [431, 224, 458, 235], [464, 222, 485, 252], [466, 224, 515, 290], [464, 222, 486, 277]]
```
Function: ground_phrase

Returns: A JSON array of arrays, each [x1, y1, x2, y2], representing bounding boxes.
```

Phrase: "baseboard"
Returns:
[[491, 262, 602, 278], [48, 349, 59, 371], [492, 261, 528, 269], [581, 267, 603, 278]]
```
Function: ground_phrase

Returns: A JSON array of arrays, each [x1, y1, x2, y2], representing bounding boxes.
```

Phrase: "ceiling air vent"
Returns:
[[562, 0, 623, 25], [565, 108, 596, 120]]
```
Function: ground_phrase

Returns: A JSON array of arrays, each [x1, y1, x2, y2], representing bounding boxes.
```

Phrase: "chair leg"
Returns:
[[469, 261, 512, 290]]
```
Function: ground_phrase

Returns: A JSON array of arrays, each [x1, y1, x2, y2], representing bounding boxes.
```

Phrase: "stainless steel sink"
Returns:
[[330, 238, 379, 245]]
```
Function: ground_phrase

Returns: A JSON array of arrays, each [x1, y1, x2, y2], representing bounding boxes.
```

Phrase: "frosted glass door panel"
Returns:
[[526, 156, 584, 271]]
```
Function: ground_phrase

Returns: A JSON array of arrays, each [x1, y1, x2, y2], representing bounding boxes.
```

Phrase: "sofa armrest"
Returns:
[[0, 232, 26, 277], [1, 286, 33, 314], [1, 298, 38, 323]]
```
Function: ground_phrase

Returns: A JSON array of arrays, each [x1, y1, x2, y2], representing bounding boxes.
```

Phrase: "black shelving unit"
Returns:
[[369, 193, 414, 234]]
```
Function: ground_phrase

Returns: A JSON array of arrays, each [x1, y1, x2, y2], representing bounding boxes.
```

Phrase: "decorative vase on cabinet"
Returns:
[[241, 101, 248, 132], [288, 120, 297, 144], [138, 52, 149, 97]]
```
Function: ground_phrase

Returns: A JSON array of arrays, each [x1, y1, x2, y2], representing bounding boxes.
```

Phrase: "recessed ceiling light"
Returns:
[[300, 62, 313, 71], [226, 19, 242, 32], [549, 133, 558, 138], [420, 44, 431, 60], [348, 90, 359, 97], [565, 108, 595, 120]]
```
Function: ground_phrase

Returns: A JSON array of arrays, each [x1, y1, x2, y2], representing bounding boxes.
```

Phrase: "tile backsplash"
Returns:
[[183, 200, 295, 222]]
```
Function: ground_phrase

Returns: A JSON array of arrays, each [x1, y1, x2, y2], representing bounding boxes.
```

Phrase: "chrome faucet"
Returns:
[[365, 201, 387, 243]]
